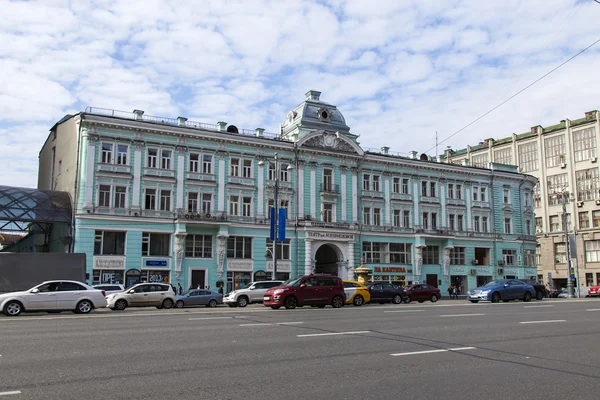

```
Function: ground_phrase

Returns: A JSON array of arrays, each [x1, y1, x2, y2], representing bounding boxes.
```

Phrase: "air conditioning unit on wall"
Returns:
[[471, 259, 479, 265], [498, 260, 506, 266]]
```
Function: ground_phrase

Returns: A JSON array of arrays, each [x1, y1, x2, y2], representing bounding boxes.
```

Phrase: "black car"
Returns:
[[365, 282, 407, 304], [522, 279, 548, 300]]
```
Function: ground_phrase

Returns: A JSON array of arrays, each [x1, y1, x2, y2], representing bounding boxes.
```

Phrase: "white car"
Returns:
[[223, 281, 284, 307], [93, 284, 125, 295], [106, 283, 176, 310], [0, 280, 108, 316]]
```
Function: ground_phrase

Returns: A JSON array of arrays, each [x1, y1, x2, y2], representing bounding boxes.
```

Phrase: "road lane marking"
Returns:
[[524, 305, 554, 308], [391, 347, 476, 356], [586, 309, 600, 311], [439, 313, 485, 317], [239, 322, 304, 327], [0, 391, 21, 396], [187, 317, 232, 321], [383, 310, 424, 313], [297, 330, 370, 338], [519, 320, 566, 324]]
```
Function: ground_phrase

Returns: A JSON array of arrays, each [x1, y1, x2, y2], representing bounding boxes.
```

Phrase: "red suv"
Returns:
[[403, 284, 441, 303], [263, 275, 345, 309]]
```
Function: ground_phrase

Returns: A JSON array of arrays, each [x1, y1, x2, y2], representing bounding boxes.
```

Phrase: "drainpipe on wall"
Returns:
[[491, 173, 498, 281], [70, 114, 84, 253]]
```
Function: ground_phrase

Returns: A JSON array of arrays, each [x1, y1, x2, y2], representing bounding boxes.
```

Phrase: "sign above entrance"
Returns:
[[374, 266, 412, 274], [307, 232, 354, 240]]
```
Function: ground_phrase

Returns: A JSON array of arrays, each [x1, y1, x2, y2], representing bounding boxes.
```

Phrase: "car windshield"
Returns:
[[240, 282, 254, 289], [281, 277, 303, 287], [481, 280, 505, 288]]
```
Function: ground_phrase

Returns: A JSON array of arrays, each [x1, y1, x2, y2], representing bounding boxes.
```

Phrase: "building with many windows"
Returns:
[[38, 90, 537, 293], [446, 109, 600, 291]]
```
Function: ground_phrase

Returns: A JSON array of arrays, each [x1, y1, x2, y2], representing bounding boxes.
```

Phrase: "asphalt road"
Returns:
[[1, 299, 600, 400]]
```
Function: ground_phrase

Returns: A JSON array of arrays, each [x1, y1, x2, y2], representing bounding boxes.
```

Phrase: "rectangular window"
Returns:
[[494, 148, 512, 165], [101, 143, 113, 164], [242, 160, 252, 178], [524, 249, 535, 267], [227, 236, 252, 259], [450, 247, 466, 265], [448, 214, 455, 230], [323, 203, 334, 223], [373, 208, 381, 226], [267, 239, 291, 260], [393, 210, 401, 227], [189, 153, 199, 172], [323, 169, 333, 190], [363, 174, 371, 191], [422, 246, 439, 264], [518, 141, 538, 172], [160, 149, 172, 169], [188, 192, 198, 212], [480, 216, 488, 232], [472, 186, 478, 201], [422, 212, 429, 229], [403, 210, 410, 227], [202, 154, 213, 174], [448, 184, 454, 199], [525, 219, 532, 235], [429, 182, 436, 197], [94, 231, 126, 255], [185, 235, 212, 258], [586, 273, 594, 287], [536, 244, 542, 266], [457, 215, 463, 231], [99, 185, 110, 207], [402, 178, 409, 194], [372, 175, 380, 192], [579, 211, 590, 229], [549, 215, 560, 232], [585, 240, 600, 262], [242, 197, 252, 217], [145, 188, 156, 210], [544, 135, 566, 168], [147, 148, 158, 168], [116, 144, 128, 165], [504, 218, 512, 234], [503, 188, 511, 204], [229, 196, 240, 216], [455, 184, 462, 200], [202, 194, 212, 214], [547, 173, 569, 205], [576, 168, 599, 201], [363, 207, 371, 225], [362, 242, 382, 263], [555, 242, 567, 264], [502, 249, 517, 266], [471, 153, 488, 168], [421, 181, 427, 197], [389, 243, 412, 264], [392, 177, 400, 194], [280, 164, 290, 182], [535, 217, 543, 231], [159, 190, 171, 211], [593, 210, 600, 228], [573, 127, 597, 162], [473, 216, 480, 232], [114, 186, 126, 209], [480, 187, 486, 202], [230, 158, 240, 177], [142, 232, 170, 256], [431, 212, 437, 229]]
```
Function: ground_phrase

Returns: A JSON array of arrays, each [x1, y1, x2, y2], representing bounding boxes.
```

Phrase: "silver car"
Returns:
[[106, 283, 176, 310], [223, 281, 283, 307], [93, 284, 125, 295], [0, 280, 108, 316], [175, 290, 223, 308]]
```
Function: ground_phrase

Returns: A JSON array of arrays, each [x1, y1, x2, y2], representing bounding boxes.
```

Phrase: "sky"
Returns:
[[1, 0, 600, 188]]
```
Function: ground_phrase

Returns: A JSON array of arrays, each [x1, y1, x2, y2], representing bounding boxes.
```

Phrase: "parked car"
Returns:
[[467, 279, 535, 303], [0, 280, 107, 316], [365, 282, 406, 304], [522, 279, 547, 300], [93, 284, 125, 295], [263, 275, 345, 309], [587, 286, 600, 297], [343, 280, 371, 306], [106, 283, 176, 310], [403, 284, 441, 303], [223, 280, 283, 307], [176, 290, 223, 308]]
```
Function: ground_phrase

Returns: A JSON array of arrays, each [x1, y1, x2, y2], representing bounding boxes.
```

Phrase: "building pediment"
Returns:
[[297, 130, 364, 156]]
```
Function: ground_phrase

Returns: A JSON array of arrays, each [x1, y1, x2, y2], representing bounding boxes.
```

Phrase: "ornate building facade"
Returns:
[[38, 90, 537, 293]]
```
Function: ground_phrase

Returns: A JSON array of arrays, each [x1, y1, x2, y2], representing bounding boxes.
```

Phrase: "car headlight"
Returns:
[[480, 290, 491, 295], [273, 288, 288, 295]]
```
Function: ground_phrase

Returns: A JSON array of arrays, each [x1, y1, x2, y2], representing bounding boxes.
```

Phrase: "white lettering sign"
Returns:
[[227, 260, 253, 271], [451, 267, 466, 274], [306, 232, 354, 240], [267, 261, 291, 272], [505, 269, 518, 275], [94, 256, 125, 270]]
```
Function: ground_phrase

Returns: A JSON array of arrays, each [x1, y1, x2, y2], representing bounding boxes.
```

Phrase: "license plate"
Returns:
[[263, 296, 270, 301]]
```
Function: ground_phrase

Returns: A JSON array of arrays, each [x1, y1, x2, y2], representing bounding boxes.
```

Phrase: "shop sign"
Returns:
[[524, 268, 537, 276], [147, 270, 170, 283], [505, 268, 519, 275], [141, 258, 170, 269], [266, 261, 291, 272], [101, 271, 123, 284], [227, 260, 253, 271], [373, 266, 413, 274], [476, 267, 491, 274], [93, 256, 125, 270], [450, 267, 467, 274], [307, 232, 354, 240], [146, 260, 168, 267]]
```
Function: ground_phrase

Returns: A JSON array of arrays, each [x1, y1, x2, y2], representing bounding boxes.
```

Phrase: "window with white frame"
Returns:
[[202, 194, 212, 214], [268, 199, 289, 219], [473, 216, 480, 232], [494, 147, 512, 165], [594, 210, 600, 228], [576, 168, 599, 201], [535, 217, 543, 231], [160, 149, 172, 169], [402, 178, 409, 194], [518, 141, 538, 172], [503, 188, 511, 204], [534, 183, 541, 208], [185, 235, 212, 258], [98, 185, 110, 207], [536, 244, 542, 266], [142, 232, 170, 256], [523, 191, 532, 208], [229, 195, 240, 216], [544, 135, 566, 168], [145, 188, 156, 210], [147, 148, 158, 168], [101, 143, 113, 164], [504, 217, 512, 234], [94, 230, 126, 255], [450, 247, 466, 265], [549, 215, 560, 232], [554, 242, 566, 264], [116, 144, 128, 165], [230, 158, 240, 176], [471, 153, 488, 168], [547, 173, 568, 205], [456, 214, 463, 231], [393, 209, 401, 227], [267, 239, 291, 260], [448, 184, 454, 199], [524, 249, 535, 267], [421, 180, 437, 197], [202, 154, 213, 174], [242, 159, 252, 178], [160, 190, 171, 211], [448, 183, 463, 199], [448, 214, 455, 230], [585, 240, 600, 262], [227, 236, 252, 259], [323, 169, 333, 191], [322, 202, 334, 222], [422, 212, 437, 229], [279, 163, 289, 181], [389, 243, 412, 264], [392, 177, 400, 194], [502, 249, 517, 265], [189, 153, 199, 172], [188, 192, 198, 212], [242, 197, 252, 217], [422, 246, 439, 264], [579, 211, 589, 229], [372, 175, 381, 192], [362, 242, 383, 263], [403, 210, 410, 227], [525, 219, 532, 235], [363, 207, 371, 225], [114, 186, 126, 209], [373, 208, 381, 226], [482, 216, 489, 232], [573, 127, 597, 162]]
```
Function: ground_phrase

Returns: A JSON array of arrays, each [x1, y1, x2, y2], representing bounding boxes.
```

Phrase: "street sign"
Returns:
[[278, 208, 286, 241], [570, 274, 576, 280]]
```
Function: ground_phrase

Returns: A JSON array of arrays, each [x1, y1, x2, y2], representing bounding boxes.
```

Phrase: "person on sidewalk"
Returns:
[[447, 286, 453, 299], [452, 286, 458, 300], [177, 283, 183, 295]]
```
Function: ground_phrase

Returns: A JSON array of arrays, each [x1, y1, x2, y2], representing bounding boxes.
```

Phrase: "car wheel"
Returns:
[[392, 294, 402, 304], [332, 296, 344, 308], [113, 299, 127, 310], [536, 291, 544, 300], [237, 296, 249, 308], [3, 300, 23, 316], [404, 296, 411, 304], [208, 299, 218, 308], [491, 292, 501, 303], [162, 299, 174, 309], [353, 295, 364, 306], [176, 300, 185, 308], [284, 297, 297, 309], [523, 291, 532, 302], [470, 300, 479, 303], [270, 306, 280, 310], [76, 300, 93, 314], [431, 294, 438, 303]]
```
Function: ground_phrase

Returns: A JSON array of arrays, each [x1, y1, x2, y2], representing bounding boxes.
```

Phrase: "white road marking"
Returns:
[[187, 317, 232, 321], [383, 310, 424, 313], [0, 391, 21, 396], [239, 322, 304, 327], [297, 330, 370, 338], [391, 347, 476, 356], [439, 313, 485, 317], [586, 309, 600, 311], [519, 320, 566, 324], [524, 305, 554, 308]]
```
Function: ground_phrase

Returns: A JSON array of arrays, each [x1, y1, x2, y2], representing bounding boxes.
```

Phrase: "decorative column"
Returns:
[[443, 246, 453, 283], [217, 152, 226, 213], [83, 134, 98, 209], [340, 166, 347, 222], [305, 239, 313, 275], [351, 167, 358, 223], [174, 230, 187, 280], [131, 142, 143, 210], [257, 158, 265, 218], [384, 172, 391, 225], [412, 176, 420, 227], [465, 182, 472, 231], [310, 163, 316, 218], [415, 245, 425, 283], [176, 147, 185, 211], [297, 161, 304, 217], [439, 179, 446, 228], [216, 231, 229, 281]]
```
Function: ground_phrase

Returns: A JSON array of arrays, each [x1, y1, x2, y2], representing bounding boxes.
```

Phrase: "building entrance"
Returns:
[[314, 244, 340, 276]]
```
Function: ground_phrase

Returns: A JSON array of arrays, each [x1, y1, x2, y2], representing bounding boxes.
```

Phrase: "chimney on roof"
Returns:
[[133, 109, 144, 120], [177, 117, 187, 126], [585, 110, 597, 121], [381, 146, 389, 155], [305, 90, 321, 101], [408, 150, 418, 159], [217, 121, 227, 132], [255, 128, 265, 137]]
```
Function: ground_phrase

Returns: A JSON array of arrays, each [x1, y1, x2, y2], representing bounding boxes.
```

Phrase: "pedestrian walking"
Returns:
[[205, 284, 210, 290], [197, 284, 201, 290], [447, 286, 453, 298], [452, 286, 458, 300], [177, 283, 183, 295], [189, 284, 194, 291]]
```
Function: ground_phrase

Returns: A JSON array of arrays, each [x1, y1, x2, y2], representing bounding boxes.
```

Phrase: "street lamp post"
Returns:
[[561, 189, 575, 298]]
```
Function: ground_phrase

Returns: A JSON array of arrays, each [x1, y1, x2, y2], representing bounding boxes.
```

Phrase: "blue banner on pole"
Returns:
[[278, 208, 286, 241], [269, 207, 275, 240]]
